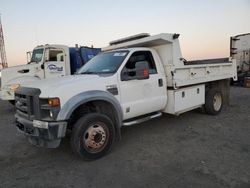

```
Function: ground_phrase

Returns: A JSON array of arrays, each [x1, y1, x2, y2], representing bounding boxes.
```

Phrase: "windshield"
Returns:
[[30, 48, 44, 63], [78, 51, 128, 74]]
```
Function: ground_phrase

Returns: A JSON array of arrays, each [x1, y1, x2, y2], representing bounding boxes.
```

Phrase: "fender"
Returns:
[[57, 90, 123, 138]]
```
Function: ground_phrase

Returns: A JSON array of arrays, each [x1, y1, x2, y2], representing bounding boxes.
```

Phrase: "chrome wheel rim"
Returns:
[[213, 93, 222, 111], [83, 122, 108, 153]]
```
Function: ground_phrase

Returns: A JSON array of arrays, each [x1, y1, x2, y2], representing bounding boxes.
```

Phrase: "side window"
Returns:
[[125, 51, 157, 74], [49, 50, 64, 62]]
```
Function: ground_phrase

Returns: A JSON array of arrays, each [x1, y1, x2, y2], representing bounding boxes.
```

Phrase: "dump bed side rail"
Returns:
[[185, 58, 229, 65], [166, 59, 237, 88]]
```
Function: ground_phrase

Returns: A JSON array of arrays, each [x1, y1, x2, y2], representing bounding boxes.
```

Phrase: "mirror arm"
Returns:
[[41, 64, 44, 69]]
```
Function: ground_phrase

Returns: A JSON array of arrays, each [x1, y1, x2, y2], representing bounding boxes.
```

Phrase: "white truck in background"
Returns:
[[14, 33, 237, 160], [230, 33, 250, 86], [0, 45, 100, 103]]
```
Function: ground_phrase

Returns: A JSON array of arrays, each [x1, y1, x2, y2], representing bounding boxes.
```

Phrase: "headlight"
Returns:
[[40, 98, 61, 121], [9, 83, 20, 91], [49, 110, 54, 118]]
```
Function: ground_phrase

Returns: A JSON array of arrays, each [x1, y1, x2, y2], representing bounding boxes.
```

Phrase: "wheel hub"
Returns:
[[94, 132, 103, 143], [213, 93, 222, 111], [84, 123, 107, 152]]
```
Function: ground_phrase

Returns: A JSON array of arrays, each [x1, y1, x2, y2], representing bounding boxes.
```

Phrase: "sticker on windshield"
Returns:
[[102, 69, 110, 72], [113, 52, 127, 57]]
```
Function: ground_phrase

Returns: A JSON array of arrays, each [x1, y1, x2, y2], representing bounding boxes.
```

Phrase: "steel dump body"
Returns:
[[165, 59, 237, 88], [103, 33, 237, 89]]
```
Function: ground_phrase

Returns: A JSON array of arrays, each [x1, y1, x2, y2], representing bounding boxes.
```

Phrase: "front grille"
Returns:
[[15, 94, 34, 119], [15, 87, 41, 120]]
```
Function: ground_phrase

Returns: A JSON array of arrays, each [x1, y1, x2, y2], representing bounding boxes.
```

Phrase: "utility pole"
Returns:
[[0, 15, 8, 69]]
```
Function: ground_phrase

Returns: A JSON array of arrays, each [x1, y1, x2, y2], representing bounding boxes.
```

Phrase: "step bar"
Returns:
[[123, 112, 162, 126]]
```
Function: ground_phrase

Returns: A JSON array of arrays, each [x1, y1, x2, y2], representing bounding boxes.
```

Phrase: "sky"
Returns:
[[0, 0, 250, 66]]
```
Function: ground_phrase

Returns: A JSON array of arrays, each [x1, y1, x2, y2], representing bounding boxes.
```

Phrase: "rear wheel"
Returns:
[[205, 89, 223, 115], [70, 113, 115, 160]]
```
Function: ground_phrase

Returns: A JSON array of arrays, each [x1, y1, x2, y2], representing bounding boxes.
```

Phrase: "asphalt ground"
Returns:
[[0, 86, 249, 188]]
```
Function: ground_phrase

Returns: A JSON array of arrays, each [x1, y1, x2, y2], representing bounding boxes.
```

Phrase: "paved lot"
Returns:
[[0, 87, 250, 188]]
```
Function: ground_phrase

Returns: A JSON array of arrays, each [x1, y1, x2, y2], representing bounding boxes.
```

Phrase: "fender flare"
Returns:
[[57, 90, 123, 138]]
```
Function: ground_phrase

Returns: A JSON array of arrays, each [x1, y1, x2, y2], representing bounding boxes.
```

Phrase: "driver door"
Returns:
[[119, 50, 167, 120], [44, 49, 67, 78]]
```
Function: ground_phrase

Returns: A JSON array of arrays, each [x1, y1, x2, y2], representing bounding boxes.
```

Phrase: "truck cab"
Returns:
[[0, 44, 100, 101]]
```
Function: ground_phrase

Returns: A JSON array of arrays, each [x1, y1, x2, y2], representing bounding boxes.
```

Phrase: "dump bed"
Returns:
[[165, 58, 237, 88], [103, 33, 237, 88]]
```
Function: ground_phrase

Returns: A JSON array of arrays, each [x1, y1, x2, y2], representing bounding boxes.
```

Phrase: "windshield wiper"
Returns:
[[80, 72, 97, 74], [79, 71, 115, 75]]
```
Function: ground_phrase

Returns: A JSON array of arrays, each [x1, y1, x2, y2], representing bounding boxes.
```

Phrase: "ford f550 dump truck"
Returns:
[[14, 33, 237, 160], [0, 44, 100, 103]]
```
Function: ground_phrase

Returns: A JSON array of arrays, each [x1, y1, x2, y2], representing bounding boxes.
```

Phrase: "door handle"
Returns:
[[158, 79, 163, 87]]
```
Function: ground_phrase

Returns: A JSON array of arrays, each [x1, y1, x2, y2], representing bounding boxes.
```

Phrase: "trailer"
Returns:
[[230, 33, 250, 87]]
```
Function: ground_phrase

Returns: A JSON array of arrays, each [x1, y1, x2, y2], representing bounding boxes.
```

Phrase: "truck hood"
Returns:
[[1, 63, 42, 87], [21, 74, 118, 102]]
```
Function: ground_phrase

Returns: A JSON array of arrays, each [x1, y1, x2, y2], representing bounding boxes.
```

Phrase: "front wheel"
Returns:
[[70, 113, 115, 160], [205, 89, 223, 115]]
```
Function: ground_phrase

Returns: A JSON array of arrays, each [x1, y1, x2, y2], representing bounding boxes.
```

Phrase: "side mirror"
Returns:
[[122, 61, 149, 81], [135, 61, 149, 80]]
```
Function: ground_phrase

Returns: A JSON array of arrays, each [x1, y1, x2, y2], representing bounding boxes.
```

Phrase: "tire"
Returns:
[[205, 88, 223, 115], [70, 113, 115, 160], [8, 100, 15, 106]]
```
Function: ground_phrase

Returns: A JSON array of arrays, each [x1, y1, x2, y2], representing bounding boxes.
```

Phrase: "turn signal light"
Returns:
[[143, 69, 149, 77], [48, 98, 60, 106]]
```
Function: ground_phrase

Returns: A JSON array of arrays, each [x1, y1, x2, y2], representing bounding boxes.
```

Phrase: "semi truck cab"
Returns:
[[0, 44, 100, 102]]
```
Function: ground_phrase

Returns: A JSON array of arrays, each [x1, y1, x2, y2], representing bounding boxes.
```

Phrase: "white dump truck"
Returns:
[[0, 44, 100, 103], [14, 33, 237, 160]]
